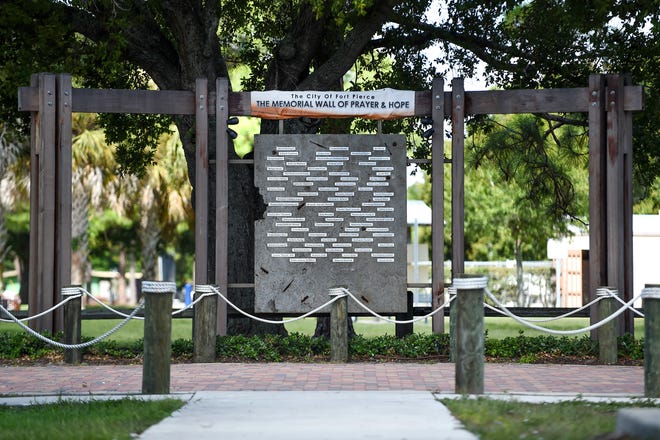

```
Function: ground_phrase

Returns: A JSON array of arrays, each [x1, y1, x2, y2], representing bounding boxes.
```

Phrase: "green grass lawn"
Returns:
[[442, 397, 660, 440], [0, 315, 645, 342], [0, 398, 185, 440]]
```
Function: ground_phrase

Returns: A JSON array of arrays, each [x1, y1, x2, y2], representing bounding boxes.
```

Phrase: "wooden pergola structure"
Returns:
[[18, 73, 642, 336]]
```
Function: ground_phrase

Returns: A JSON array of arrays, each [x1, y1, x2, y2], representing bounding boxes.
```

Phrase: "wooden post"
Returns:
[[395, 291, 414, 338], [29, 73, 58, 334], [193, 284, 217, 363], [215, 77, 229, 336], [193, 78, 217, 362], [448, 287, 457, 362], [431, 77, 445, 334], [451, 79, 466, 279], [643, 286, 660, 398], [56, 74, 72, 333], [62, 286, 82, 364], [605, 74, 628, 337], [454, 274, 485, 395], [597, 287, 618, 365], [142, 281, 174, 395], [588, 74, 607, 340], [622, 74, 635, 337], [330, 288, 348, 363]]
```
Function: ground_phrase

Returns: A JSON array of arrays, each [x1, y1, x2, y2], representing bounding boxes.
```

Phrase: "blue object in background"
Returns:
[[184, 283, 193, 306]]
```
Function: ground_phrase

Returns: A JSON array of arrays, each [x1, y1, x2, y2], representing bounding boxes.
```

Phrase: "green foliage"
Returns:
[[83, 338, 144, 359], [1, 328, 644, 363], [618, 333, 644, 360], [0, 330, 52, 359], [349, 333, 449, 358], [216, 333, 330, 361]]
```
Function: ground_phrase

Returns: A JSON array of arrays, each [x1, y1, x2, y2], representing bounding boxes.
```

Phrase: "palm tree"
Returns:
[[0, 124, 28, 296], [71, 114, 117, 291], [138, 126, 191, 280], [113, 125, 191, 284]]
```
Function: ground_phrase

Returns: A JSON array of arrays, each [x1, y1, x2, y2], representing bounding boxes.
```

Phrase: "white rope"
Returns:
[[484, 288, 644, 336], [0, 300, 144, 350], [610, 292, 645, 317], [452, 276, 488, 290], [171, 291, 217, 316], [642, 287, 660, 299], [77, 285, 215, 318], [517, 295, 606, 322], [0, 294, 82, 323], [197, 284, 343, 324], [76, 287, 145, 320], [142, 281, 176, 293], [338, 287, 452, 324]]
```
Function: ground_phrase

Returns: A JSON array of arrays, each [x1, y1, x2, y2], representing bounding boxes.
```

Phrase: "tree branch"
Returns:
[[372, 15, 537, 74], [299, 0, 398, 90], [56, 1, 181, 90]]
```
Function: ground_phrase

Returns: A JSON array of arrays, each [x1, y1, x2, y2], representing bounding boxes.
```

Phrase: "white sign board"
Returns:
[[251, 89, 415, 120]]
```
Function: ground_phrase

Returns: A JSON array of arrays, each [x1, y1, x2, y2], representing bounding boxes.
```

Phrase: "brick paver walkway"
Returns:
[[0, 363, 644, 396]]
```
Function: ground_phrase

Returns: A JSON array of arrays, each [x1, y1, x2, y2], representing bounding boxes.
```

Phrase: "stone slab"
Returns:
[[254, 134, 407, 313]]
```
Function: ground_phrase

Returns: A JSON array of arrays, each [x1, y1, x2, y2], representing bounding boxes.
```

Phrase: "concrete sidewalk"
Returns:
[[138, 391, 477, 440]]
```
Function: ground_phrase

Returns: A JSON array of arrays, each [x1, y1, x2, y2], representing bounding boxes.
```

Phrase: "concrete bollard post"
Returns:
[[597, 287, 619, 365], [193, 284, 218, 363], [142, 281, 175, 394], [454, 274, 486, 395], [395, 291, 414, 338], [62, 286, 82, 364], [329, 287, 349, 363], [642, 286, 660, 397], [448, 287, 457, 362]]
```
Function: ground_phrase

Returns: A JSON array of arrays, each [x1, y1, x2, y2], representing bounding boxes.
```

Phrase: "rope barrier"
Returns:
[[171, 291, 217, 316], [336, 287, 452, 324], [141, 281, 176, 293], [516, 295, 605, 322], [74, 286, 145, 320], [452, 276, 488, 290], [0, 300, 144, 350], [0, 293, 82, 323], [484, 288, 644, 336], [610, 292, 645, 317], [196, 284, 344, 324], [74, 285, 215, 319]]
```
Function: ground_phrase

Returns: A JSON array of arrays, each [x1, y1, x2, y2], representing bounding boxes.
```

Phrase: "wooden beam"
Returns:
[[27, 74, 40, 332], [606, 74, 626, 336], [37, 73, 57, 333], [431, 77, 445, 334], [194, 79, 209, 285], [451, 79, 465, 277], [215, 78, 229, 336], [622, 74, 635, 336], [588, 74, 607, 339], [55, 73, 73, 332], [18, 85, 643, 117], [192, 79, 215, 363]]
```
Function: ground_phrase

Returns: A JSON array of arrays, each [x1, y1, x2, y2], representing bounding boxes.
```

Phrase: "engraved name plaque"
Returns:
[[254, 134, 407, 313]]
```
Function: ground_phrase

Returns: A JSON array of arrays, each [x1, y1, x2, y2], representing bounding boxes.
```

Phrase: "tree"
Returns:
[[0, 0, 657, 333], [0, 125, 29, 297], [71, 114, 117, 289], [410, 114, 589, 303]]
